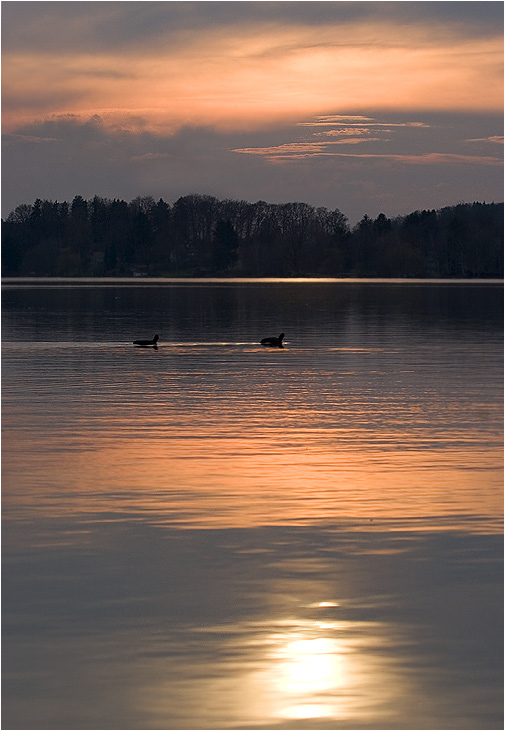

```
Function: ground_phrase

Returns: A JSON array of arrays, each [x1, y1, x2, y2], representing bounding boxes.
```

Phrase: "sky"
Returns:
[[2, 1, 503, 223]]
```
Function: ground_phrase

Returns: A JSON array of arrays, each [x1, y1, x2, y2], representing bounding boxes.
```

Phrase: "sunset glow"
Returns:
[[2, 25, 502, 134], [2, 2, 503, 226], [3, 428, 502, 533]]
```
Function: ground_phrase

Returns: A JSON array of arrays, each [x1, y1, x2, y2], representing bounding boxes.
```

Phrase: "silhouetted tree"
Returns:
[[2, 195, 502, 278], [151, 198, 173, 271], [67, 195, 91, 268], [212, 219, 239, 271]]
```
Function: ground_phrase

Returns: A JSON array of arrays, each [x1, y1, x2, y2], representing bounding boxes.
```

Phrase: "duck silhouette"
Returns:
[[133, 334, 159, 347], [260, 332, 284, 348]]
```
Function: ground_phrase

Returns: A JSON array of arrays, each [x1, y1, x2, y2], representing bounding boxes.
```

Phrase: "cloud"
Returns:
[[233, 138, 384, 158], [233, 146, 503, 166], [2, 112, 502, 227], [2, 2, 502, 54], [299, 119, 430, 128], [2, 9, 503, 135], [323, 153, 503, 166], [131, 152, 174, 162], [466, 136, 504, 145], [2, 133, 59, 144], [231, 112, 503, 171], [1, 5, 502, 225], [316, 129, 373, 137]]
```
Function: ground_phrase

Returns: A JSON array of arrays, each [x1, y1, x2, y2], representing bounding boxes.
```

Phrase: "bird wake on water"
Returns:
[[260, 333, 285, 348], [133, 334, 159, 347]]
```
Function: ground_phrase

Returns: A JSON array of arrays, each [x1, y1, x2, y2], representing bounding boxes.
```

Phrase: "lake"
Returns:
[[2, 278, 503, 730]]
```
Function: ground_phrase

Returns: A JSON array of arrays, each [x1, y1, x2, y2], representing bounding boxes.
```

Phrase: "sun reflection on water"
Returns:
[[140, 609, 408, 729], [255, 613, 404, 725], [269, 630, 347, 720]]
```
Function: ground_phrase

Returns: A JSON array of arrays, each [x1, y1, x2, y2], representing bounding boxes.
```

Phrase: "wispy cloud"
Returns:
[[233, 112, 503, 168], [323, 153, 503, 166], [2, 133, 59, 144], [466, 136, 504, 145], [298, 117, 430, 128], [315, 128, 372, 137], [131, 152, 174, 162], [234, 146, 502, 166], [234, 139, 384, 158], [299, 115, 375, 125], [233, 114, 417, 159]]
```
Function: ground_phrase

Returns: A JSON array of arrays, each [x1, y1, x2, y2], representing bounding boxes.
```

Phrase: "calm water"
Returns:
[[2, 279, 503, 730]]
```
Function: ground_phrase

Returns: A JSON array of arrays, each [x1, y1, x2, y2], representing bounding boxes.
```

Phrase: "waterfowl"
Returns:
[[133, 334, 159, 347], [260, 332, 285, 348]]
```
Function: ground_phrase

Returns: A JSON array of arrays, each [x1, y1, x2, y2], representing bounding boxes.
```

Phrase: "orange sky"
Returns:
[[3, 21, 503, 134], [1, 2, 503, 221]]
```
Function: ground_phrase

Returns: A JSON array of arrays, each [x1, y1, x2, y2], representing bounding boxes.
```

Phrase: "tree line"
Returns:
[[2, 194, 503, 278]]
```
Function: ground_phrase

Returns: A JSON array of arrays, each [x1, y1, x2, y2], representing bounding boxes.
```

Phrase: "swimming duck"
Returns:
[[133, 334, 159, 347], [260, 332, 285, 348]]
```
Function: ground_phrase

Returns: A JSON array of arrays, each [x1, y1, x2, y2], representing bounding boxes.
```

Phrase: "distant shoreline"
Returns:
[[3, 199, 503, 279], [3, 276, 503, 285]]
